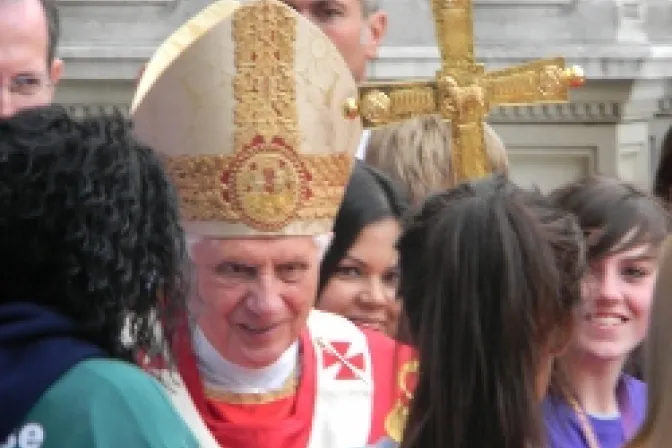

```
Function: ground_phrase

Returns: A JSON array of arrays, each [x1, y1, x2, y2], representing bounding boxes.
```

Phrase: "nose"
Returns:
[[589, 268, 621, 302], [244, 273, 285, 316], [358, 277, 390, 309]]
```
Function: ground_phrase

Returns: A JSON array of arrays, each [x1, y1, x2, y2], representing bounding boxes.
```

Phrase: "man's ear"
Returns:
[[363, 10, 387, 60], [49, 58, 63, 86]]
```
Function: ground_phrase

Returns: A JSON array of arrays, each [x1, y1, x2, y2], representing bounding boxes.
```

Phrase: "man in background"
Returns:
[[281, 0, 387, 82], [0, 0, 62, 118], [281, 0, 387, 158]]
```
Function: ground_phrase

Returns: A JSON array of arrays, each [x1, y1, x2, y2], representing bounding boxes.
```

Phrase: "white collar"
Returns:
[[191, 325, 298, 394], [356, 129, 371, 160]]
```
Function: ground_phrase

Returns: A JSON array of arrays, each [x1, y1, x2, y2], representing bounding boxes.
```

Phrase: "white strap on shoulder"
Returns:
[[306, 310, 375, 448]]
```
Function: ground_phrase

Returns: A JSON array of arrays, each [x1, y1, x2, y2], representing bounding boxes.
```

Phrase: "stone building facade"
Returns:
[[55, 0, 672, 191]]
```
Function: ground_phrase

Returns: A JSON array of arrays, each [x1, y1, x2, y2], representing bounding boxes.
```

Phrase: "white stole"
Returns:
[[162, 310, 375, 448]]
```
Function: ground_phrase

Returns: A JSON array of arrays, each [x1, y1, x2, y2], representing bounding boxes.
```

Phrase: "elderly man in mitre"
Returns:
[[131, 1, 415, 447]]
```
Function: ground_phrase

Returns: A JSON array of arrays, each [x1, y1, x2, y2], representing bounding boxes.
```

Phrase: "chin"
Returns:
[[579, 342, 632, 362], [240, 343, 292, 369], [239, 351, 282, 369]]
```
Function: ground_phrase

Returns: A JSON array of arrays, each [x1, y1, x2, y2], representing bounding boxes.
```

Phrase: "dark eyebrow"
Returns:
[[340, 255, 366, 266], [276, 257, 310, 266], [12, 73, 41, 80], [622, 254, 658, 263], [214, 259, 258, 269], [313, 0, 345, 10]]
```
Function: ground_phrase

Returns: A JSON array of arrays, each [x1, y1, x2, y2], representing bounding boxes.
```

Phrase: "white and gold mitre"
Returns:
[[131, 0, 361, 238]]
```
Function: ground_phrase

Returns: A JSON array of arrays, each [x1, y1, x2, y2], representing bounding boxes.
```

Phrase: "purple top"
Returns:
[[543, 375, 647, 448]]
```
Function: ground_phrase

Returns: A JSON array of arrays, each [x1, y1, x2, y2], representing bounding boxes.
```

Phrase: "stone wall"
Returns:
[[54, 0, 672, 191]]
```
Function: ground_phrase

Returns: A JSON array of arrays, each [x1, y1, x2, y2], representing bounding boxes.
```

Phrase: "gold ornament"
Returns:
[[351, 0, 585, 182]]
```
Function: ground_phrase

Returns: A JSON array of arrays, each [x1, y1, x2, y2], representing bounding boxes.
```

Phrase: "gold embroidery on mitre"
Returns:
[[166, 151, 352, 230], [165, 0, 352, 232], [384, 359, 418, 443]]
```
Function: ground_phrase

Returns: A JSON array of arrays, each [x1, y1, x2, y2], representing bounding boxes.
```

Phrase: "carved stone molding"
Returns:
[[488, 102, 623, 124], [59, 98, 668, 124], [369, 46, 672, 81], [56, 0, 177, 6]]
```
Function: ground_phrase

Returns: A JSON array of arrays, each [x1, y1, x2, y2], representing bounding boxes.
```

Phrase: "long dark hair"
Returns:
[[0, 105, 188, 364], [548, 176, 669, 382], [318, 160, 408, 295], [654, 125, 672, 204], [398, 175, 584, 448]]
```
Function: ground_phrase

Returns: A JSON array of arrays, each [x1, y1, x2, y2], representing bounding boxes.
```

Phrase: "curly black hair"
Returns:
[[0, 105, 188, 364]]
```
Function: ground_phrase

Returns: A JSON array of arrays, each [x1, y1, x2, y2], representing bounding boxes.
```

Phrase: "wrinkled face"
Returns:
[[281, 0, 387, 81], [0, 0, 62, 118], [318, 218, 401, 336], [573, 242, 659, 362], [191, 237, 321, 368]]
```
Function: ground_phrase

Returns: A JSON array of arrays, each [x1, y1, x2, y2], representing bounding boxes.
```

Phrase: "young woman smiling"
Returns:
[[544, 176, 670, 448], [317, 160, 408, 338]]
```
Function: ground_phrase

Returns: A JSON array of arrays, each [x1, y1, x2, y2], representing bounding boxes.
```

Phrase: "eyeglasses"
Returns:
[[1, 74, 52, 97]]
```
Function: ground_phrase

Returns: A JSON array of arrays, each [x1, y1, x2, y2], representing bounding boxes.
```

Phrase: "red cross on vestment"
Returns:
[[322, 341, 366, 381]]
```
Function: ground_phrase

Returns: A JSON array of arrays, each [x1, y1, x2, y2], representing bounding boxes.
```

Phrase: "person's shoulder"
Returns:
[[623, 373, 647, 403], [623, 374, 646, 392], [27, 358, 198, 447], [47, 358, 167, 399]]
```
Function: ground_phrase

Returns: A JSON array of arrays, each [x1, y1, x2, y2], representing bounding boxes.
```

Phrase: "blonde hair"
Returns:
[[625, 236, 672, 448], [364, 115, 509, 203]]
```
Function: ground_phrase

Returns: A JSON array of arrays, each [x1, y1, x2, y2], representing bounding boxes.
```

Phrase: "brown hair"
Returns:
[[546, 176, 669, 398], [625, 237, 672, 448], [398, 174, 584, 448], [550, 176, 669, 263], [654, 125, 672, 206], [365, 116, 509, 203]]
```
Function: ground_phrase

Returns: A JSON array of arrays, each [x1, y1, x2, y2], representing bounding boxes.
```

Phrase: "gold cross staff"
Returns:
[[344, 0, 585, 182]]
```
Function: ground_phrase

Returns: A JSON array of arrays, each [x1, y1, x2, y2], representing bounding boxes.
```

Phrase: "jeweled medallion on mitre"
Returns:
[[131, 0, 361, 238]]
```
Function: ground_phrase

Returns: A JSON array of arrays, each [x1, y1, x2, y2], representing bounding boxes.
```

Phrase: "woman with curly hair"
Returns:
[[0, 106, 197, 447]]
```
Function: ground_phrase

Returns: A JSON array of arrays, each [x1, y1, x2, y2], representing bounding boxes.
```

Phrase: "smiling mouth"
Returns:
[[237, 323, 280, 335], [350, 318, 386, 332], [585, 314, 628, 327]]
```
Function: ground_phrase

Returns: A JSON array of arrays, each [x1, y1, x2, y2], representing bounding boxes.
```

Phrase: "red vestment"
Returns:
[[163, 310, 416, 448]]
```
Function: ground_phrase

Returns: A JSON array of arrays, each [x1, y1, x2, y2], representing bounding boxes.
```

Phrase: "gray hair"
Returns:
[[40, 0, 60, 63], [187, 234, 333, 263], [362, 0, 380, 16]]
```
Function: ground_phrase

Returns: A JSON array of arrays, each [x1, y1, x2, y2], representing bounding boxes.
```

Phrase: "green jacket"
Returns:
[[8, 359, 198, 447]]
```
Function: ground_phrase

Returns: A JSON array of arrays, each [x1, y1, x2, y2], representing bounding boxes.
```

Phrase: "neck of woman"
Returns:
[[563, 350, 626, 416]]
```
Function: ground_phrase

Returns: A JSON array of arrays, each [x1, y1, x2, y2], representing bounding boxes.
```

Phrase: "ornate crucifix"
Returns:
[[345, 0, 585, 182]]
